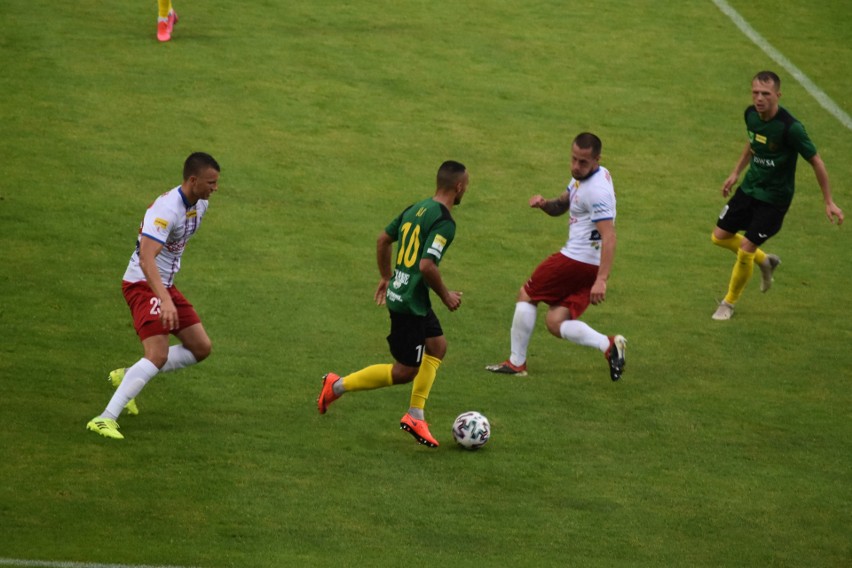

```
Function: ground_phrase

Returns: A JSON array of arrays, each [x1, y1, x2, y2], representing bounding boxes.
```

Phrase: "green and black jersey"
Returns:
[[384, 197, 456, 316], [741, 105, 817, 206]]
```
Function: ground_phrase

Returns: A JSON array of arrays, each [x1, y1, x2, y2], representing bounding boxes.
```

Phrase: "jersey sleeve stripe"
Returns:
[[141, 232, 167, 244]]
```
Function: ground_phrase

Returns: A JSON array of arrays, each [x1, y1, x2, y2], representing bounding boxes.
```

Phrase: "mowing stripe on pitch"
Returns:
[[712, 0, 852, 131], [0, 559, 200, 568]]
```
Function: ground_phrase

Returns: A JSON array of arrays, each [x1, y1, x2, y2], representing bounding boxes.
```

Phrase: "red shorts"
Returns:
[[523, 252, 599, 320], [122, 281, 201, 340]]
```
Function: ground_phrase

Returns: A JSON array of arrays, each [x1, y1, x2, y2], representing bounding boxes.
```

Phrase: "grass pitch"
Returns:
[[1, 1, 850, 566]]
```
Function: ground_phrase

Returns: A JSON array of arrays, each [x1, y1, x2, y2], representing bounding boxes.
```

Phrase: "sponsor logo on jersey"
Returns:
[[427, 234, 447, 258], [755, 134, 767, 144], [392, 270, 410, 289], [591, 202, 609, 215], [154, 218, 169, 230], [753, 156, 776, 168], [387, 290, 404, 303], [186, 210, 197, 218]]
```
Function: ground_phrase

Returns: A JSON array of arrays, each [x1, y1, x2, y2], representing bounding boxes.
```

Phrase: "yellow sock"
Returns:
[[410, 355, 441, 410], [724, 249, 755, 304], [341, 364, 393, 392], [157, 0, 171, 19], [712, 232, 767, 265], [711, 232, 742, 253]]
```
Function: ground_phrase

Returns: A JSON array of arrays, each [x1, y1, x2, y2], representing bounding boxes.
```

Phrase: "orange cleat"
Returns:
[[317, 372, 341, 414], [400, 413, 439, 447]]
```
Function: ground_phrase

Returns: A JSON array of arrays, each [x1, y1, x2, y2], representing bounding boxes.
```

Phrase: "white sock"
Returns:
[[160, 345, 198, 373], [559, 320, 609, 351], [102, 358, 159, 420], [509, 302, 537, 366]]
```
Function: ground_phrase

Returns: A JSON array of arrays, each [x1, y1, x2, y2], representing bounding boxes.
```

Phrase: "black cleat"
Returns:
[[606, 335, 627, 381]]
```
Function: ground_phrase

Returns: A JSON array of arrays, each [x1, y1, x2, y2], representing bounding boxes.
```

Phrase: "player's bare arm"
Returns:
[[374, 231, 395, 305], [138, 236, 178, 329], [420, 258, 462, 311], [590, 219, 616, 305], [722, 143, 753, 197], [808, 154, 844, 225], [530, 192, 570, 216]]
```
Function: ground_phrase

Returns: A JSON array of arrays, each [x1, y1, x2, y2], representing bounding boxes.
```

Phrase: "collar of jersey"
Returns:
[[177, 187, 193, 208], [576, 167, 600, 183]]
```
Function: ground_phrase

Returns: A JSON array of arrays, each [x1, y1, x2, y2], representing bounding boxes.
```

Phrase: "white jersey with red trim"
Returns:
[[559, 166, 616, 266], [122, 185, 209, 287]]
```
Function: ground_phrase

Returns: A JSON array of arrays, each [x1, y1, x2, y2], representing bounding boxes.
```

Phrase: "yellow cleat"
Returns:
[[108, 368, 139, 416], [86, 417, 124, 440]]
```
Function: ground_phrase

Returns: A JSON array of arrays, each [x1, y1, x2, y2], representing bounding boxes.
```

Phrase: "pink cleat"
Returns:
[[167, 10, 179, 34], [157, 20, 170, 42]]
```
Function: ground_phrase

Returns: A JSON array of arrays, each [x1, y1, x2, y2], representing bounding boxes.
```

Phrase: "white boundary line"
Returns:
[[712, 0, 852, 130], [0, 559, 199, 568]]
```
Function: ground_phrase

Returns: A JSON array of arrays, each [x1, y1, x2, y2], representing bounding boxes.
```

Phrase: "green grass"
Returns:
[[1, 1, 850, 566]]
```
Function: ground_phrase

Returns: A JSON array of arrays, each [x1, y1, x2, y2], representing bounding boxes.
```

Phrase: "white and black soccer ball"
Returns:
[[452, 411, 490, 450]]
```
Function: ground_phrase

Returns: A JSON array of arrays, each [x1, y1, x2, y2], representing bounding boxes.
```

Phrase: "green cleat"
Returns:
[[87, 417, 124, 440], [108, 368, 138, 416]]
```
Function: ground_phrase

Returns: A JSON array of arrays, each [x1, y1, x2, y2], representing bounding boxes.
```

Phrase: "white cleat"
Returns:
[[712, 301, 735, 321], [759, 254, 781, 293]]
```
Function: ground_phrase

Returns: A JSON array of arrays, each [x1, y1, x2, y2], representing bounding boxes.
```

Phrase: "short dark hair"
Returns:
[[436, 160, 467, 189], [753, 70, 781, 90], [573, 132, 602, 157], [183, 152, 220, 180]]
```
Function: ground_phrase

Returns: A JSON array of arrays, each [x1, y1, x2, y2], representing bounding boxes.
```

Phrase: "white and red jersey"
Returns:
[[122, 186, 209, 287], [559, 166, 616, 266]]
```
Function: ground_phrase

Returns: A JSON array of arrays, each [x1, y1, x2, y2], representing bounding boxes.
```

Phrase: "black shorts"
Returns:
[[716, 187, 790, 246], [386, 309, 443, 367]]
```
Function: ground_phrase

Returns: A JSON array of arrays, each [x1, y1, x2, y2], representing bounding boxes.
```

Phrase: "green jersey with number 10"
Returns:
[[384, 197, 456, 316]]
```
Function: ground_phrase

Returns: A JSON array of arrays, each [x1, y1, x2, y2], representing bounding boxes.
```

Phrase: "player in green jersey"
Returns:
[[317, 161, 470, 447], [711, 70, 844, 320]]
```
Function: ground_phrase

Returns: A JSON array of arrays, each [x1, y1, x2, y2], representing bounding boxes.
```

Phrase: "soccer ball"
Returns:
[[452, 411, 490, 450]]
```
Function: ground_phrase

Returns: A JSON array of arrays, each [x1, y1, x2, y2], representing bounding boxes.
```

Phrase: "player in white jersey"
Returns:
[[486, 133, 627, 381], [87, 152, 220, 440], [122, 185, 209, 287]]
